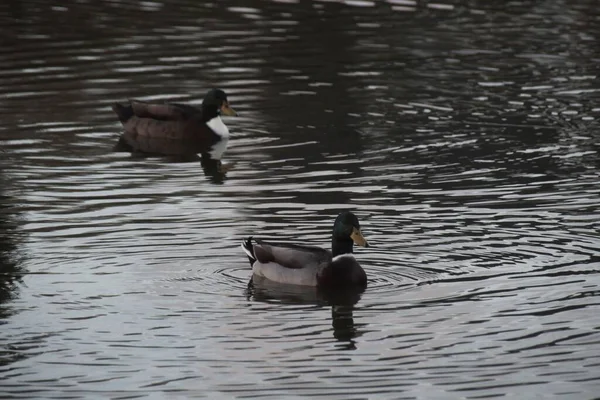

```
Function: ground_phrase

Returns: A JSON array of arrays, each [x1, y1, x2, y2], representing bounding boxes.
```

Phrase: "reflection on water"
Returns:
[[0, 198, 23, 313], [248, 276, 365, 349], [1, 0, 600, 398], [0, 159, 27, 367], [0, 155, 23, 302]]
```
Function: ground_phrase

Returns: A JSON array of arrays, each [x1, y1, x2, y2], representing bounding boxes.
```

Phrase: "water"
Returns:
[[1, 0, 600, 398]]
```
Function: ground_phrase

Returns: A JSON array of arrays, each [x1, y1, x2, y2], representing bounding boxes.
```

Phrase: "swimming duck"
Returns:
[[112, 88, 237, 159], [241, 212, 369, 288]]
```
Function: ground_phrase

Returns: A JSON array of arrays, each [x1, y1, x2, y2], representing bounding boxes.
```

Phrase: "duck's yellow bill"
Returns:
[[351, 227, 369, 247], [220, 102, 237, 116]]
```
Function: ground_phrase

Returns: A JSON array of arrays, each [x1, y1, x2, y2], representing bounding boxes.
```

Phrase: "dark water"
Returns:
[[1, 0, 600, 398]]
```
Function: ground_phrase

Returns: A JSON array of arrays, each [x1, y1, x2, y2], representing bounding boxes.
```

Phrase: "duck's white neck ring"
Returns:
[[206, 116, 230, 160], [206, 116, 229, 139]]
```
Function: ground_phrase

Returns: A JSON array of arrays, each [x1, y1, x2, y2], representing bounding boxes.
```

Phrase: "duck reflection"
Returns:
[[200, 157, 235, 185], [247, 276, 365, 349], [113, 143, 233, 184]]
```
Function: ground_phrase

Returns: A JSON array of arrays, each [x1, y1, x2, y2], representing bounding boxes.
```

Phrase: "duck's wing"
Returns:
[[129, 100, 200, 121], [253, 239, 332, 270]]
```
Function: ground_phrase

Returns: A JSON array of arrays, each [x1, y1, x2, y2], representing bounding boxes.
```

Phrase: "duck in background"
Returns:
[[112, 88, 237, 163], [241, 211, 369, 289]]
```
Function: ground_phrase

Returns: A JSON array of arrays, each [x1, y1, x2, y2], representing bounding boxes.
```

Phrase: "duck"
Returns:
[[112, 88, 237, 160], [241, 211, 369, 289]]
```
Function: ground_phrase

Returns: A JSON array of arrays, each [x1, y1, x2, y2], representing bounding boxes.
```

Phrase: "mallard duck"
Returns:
[[112, 88, 237, 159], [241, 212, 369, 288]]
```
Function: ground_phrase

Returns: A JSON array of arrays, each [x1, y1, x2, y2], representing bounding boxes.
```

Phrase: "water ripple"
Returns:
[[1, 0, 600, 399]]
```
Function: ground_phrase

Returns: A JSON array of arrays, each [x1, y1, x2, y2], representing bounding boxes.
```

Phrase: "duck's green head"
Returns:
[[332, 211, 369, 247], [202, 88, 237, 117]]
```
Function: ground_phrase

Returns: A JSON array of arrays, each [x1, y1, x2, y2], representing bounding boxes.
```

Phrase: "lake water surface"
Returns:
[[1, 0, 600, 398]]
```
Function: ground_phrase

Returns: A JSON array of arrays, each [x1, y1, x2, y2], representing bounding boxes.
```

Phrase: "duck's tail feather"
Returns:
[[241, 237, 256, 266], [112, 102, 134, 123]]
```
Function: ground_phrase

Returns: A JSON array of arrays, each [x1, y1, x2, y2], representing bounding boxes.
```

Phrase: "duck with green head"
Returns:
[[241, 212, 369, 289], [112, 88, 237, 160]]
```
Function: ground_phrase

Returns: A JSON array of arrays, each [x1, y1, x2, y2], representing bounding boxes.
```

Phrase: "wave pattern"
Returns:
[[0, 0, 599, 398]]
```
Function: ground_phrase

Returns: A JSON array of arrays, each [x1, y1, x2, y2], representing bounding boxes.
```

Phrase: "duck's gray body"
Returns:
[[242, 238, 366, 288]]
